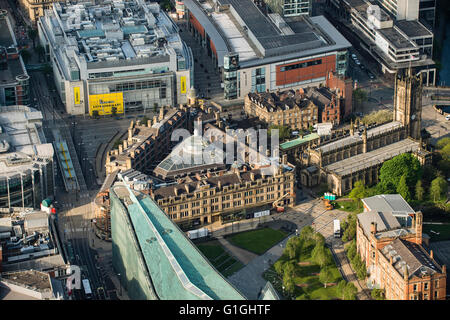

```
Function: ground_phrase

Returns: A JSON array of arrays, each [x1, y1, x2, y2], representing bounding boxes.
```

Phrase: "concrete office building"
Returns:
[[0, 10, 30, 107], [0, 106, 54, 209], [37, 0, 194, 116], [110, 183, 246, 299], [183, 0, 351, 100], [328, 0, 435, 84], [376, 0, 436, 29], [264, 0, 312, 17]]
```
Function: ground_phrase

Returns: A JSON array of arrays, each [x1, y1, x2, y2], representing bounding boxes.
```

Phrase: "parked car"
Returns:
[[355, 60, 361, 66], [367, 71, 375, 80], [446, 114, 450, 121], [351, 53, 357, 60], [360, 64, 365, 70]]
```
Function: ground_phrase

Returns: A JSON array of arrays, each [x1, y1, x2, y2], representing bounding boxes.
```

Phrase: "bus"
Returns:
[[82, 279, 93, 299]]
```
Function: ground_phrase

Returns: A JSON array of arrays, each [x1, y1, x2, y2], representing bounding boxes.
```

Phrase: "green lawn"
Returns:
[[423, 223, 450, 242], [196, 241, 244, 277], [226, 228, 288, 255], [335, 200, 364, 213]]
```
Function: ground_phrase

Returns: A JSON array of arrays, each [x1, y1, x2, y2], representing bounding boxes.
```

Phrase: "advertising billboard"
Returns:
[[88, 92, 124, 116], [74, 87, 80, 105], [180, 76, 187, 94]]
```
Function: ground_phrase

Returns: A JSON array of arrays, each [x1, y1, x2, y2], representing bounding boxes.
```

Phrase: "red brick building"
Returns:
[[357, 194, 447, 300]]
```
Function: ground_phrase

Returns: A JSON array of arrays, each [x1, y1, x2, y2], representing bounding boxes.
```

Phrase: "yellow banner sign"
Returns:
[[180, 76, 186, 94], [89, 92, 124, 116], [74, 87, 80, 105]]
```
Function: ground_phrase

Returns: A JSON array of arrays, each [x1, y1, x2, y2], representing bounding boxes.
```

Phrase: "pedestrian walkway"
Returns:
[[216, 236, 258, 265], [330, 243, 371, 300], [227, 234, 294, 300]]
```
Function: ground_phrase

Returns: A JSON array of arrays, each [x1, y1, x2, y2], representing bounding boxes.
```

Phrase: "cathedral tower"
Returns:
[[393, 69, 423, 140]]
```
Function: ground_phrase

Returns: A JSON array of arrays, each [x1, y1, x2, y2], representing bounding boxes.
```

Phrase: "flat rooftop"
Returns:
[[325, 138, 421, 177], [0, 13, 26, 84], [42, 0, 188, 69], [362, 194, 415, 216], [396, 20, 433, 39], [0, 106, 54, 177], [1, 270, 51, 291], [185, 0, 351, 67], [112, 185, 245, 300], [378, 27, 418, 50]]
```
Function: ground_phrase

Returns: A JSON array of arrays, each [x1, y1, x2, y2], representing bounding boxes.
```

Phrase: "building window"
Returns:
[[424, 283, 429, 290], [434, 291, 438, 299], [413, 284, 418, 292]]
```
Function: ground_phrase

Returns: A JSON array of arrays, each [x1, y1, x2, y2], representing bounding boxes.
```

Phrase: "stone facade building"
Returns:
[[105, 107, 189, 175], [244, 89, 319, 130], [299, 70, 431, 195], [356, 194, 447, 300], [151, 159, 296, 230]]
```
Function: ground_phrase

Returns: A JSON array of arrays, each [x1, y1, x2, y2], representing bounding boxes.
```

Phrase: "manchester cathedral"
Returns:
[[299, 69, 431, 196]]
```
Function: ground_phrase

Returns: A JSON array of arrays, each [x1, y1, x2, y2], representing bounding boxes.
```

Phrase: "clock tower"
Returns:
[[393, 68, 423, 140]]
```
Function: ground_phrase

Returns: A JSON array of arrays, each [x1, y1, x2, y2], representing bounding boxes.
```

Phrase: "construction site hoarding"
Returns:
[[88, 92, 124, 116]]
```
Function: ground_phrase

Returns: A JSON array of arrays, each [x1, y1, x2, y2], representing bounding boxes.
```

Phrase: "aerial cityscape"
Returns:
[[0, 0, 450, 307]]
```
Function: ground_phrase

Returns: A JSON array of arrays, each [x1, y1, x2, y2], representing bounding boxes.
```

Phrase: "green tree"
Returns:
[[346, 240, 357, 261], [282, 274, 296, 296], [319, 266, 334, 288], [379, 153, 422, 193], [349, 180, 367, 209], [285, 239, 298, 260], [274, 260, 284, 276], [356, 260, 367, 280], [415, 180, 425, 201], [283, 261, 296, 279], [396, 174, 411, 201], [430, 176, 448, 202], [312, 244, 332, 268], [336, 280, 347, 299], [268, 124, 291, 141], [299, 226, 315, 241], [343, 282, 358, 300], [371, 288, 385, 300], [436, 137, 450, 150]]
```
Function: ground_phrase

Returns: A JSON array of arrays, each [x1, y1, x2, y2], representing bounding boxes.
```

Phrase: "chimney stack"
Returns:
[[430, 250, 434, 260], [370, 222, 377, 234], [174, 187, 178, 196], [403, 264, 409, 281], [250, 172, 255, 181], [185, 184, 190, 194], [147, 119, 152, 127], [218, 180, 222, 190], [442, 265, 446, 275]]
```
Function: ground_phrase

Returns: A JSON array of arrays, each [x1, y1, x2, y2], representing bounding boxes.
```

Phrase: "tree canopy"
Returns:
[[430, 176, 448, 201], [379, 153, 422, 193]]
